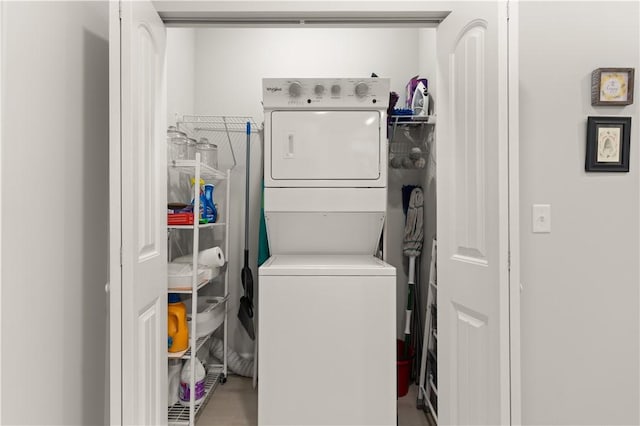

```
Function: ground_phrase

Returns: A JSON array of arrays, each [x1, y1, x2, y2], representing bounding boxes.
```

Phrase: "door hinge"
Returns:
[[120, 247, 123, 266], [506, 2, 510, 21]]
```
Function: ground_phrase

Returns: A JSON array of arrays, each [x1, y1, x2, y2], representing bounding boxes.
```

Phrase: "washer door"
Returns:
[[270, 110, 381, 180]]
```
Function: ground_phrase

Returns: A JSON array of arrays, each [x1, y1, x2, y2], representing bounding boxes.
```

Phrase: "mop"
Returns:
[[238, 122, 255, 340], [402, 186, 424, 357]]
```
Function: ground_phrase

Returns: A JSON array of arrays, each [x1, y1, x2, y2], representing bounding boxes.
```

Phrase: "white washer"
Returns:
[[259, 255, 396, 425], [259, 78, 396, 426]]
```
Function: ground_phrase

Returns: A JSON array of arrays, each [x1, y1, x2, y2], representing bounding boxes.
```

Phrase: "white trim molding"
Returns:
[[108, 2, 523, 424], [507, 0, 522, 424], [108, 1, 122, 424], [0, 0, 4, 421]]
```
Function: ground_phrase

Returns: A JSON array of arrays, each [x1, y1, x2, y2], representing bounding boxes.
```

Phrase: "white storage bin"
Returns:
[[167, 263, 213, 290], [183, 297, 225, 338]]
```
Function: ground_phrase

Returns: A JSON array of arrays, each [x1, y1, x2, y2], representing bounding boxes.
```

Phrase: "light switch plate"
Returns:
[[532, 204, 551, 233]]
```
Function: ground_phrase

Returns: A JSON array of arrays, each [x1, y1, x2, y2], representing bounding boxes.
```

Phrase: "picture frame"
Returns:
[[591, 68, 635, 106], [585, 116, 632, 172]]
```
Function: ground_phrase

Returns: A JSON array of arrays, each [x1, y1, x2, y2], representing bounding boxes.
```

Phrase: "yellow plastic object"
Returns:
[[190, 177, 205, 187], [168, 300, 189, 353]]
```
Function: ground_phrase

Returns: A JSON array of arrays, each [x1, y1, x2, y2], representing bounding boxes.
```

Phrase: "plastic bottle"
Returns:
[[189, 178, 208, 224], [203, 184, 218, 223], [168, 359, 182, 407], [167, 294, 189, 353], [179, 358, 206, 406]]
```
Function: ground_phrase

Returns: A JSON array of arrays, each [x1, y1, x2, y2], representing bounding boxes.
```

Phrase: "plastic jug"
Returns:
[[179, 358, 206, 406], [168, 359, 182, 407], [168, 294, 189, 353]]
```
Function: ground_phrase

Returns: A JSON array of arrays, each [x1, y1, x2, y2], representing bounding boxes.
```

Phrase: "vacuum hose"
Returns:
[[209, 338, 254, 378]]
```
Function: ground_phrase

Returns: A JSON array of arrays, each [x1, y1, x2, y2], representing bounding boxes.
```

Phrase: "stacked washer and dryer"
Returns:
[[258, 78, 396, 425]]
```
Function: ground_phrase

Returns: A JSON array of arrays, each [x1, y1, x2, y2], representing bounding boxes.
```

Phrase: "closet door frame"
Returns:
[[108, 2, 522, 424]]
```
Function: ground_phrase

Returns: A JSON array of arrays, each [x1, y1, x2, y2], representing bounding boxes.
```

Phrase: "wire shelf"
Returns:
[[169, 159, 228, 181], [181, 334, 213, 360], [389, 141, 417, 156], [390, 114, 436, 125], [389, 140, 430, 169], [181, 115, 261, 133], [168, 334, 211, 360], [168, 367, 223, 426], [388, 116, 435, 170], [178, 116, 261, 172], [168, 222, 226, 230]]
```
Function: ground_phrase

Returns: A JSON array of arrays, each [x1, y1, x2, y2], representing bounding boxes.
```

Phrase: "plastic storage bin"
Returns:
[[184, 296, 225, 338]]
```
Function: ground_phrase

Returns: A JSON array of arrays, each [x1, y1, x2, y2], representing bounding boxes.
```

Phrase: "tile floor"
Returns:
[[198, 375, 431, 426]]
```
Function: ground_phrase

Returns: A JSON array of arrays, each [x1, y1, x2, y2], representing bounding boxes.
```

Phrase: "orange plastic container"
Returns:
[[168, 294, 189, 353]]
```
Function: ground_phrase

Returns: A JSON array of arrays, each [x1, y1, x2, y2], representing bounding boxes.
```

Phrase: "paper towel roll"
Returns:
[[173, 246, 225, 268], [207, 246, 225, 267]]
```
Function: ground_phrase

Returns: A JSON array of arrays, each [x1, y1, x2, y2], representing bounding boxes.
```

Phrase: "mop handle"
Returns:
[[245, 122, 251, 248]]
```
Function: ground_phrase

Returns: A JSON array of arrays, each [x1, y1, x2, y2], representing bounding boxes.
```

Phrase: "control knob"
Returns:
[[314, 85, 325, 96], [331, 84, 341, 96], [355, 82, 369, 98], [288, 82, 303, 98]]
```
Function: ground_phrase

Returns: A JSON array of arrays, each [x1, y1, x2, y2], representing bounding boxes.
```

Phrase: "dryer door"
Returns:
[[270, 110, 381, 181]]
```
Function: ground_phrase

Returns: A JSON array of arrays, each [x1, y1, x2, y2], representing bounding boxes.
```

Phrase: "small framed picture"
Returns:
[[591, 68, 635, 106], [585, 116, 632, 172]]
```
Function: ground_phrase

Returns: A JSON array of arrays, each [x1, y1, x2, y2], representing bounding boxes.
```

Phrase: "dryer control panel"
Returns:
[[263, 78, 389, 109]]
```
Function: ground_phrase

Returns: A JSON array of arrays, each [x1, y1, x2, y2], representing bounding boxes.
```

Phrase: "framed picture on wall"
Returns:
[[585, 116, 632, 172], [591, 68, 635, 106]]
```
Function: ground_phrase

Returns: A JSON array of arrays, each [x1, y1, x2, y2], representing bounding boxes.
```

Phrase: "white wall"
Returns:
[[193, 28, 421, 122], [166, 28, 196, 126], [184, 27, 427, 353], [1, 2, 109, 424], [519, 2, 639, 424]]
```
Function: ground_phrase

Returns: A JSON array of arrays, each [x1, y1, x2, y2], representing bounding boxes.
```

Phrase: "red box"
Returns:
[[168, 212, 194, 225]]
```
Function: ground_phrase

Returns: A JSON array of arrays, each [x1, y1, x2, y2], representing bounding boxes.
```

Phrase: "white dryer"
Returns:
[[259, 78, 396, 426]]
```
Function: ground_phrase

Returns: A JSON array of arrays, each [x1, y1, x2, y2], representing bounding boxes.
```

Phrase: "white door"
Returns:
[[109, 1, 167, 424], [270, 111, 381, 180], [436, 2, 510, 425]]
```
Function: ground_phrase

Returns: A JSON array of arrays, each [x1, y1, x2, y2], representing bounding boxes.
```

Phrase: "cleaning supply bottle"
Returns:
[[189, 178, 210, 223], [167, 293, 189, 353], [168, 359, 182, 407], [203, 184, 218, 223], [179, 357, 206, 406]]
